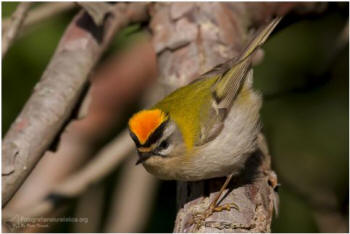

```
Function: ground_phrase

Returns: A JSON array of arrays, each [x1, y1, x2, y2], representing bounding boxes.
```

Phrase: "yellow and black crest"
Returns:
[[128, 109, 169, 147]]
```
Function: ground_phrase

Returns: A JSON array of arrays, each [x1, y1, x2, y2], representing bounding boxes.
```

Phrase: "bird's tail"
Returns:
[[211, 16, 282, 109], [240, 16, 282, 61]]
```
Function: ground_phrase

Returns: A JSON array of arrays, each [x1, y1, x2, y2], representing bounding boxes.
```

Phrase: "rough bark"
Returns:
[[147, 2, 311, 232], [2, 2, 149, 207]]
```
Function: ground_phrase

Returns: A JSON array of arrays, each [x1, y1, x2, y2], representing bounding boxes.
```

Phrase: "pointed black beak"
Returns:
[[135, 151, 153, 165]]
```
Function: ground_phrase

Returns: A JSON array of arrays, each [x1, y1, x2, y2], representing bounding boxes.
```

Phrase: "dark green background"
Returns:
[[2, 2, 349, 232]]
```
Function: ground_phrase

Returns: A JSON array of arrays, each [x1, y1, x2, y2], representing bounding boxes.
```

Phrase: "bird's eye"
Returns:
[[159, 140, 169, 150]]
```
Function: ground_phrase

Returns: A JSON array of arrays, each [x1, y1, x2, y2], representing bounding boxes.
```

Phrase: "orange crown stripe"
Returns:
[[128, 109, 167, 145]]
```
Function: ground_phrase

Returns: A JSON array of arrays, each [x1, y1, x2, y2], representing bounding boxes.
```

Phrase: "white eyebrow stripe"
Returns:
[[160, 122, 175, 141]]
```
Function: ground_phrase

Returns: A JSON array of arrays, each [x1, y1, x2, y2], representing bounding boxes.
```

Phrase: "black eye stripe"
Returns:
[[129, 117, 169, 148], [159, 140, 169, 150], [142, 118, 169, 147], [129, 129, 141, 147]]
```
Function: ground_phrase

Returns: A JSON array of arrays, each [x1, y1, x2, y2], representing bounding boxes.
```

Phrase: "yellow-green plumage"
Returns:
[[153, 16, 281, 152], [128, 17, 282, 181], [154, 76, 218, 150]]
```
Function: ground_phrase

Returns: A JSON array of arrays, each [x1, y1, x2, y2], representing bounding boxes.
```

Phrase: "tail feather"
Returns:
[[240, 17, 282, 61], [211, 17, 282, 109]]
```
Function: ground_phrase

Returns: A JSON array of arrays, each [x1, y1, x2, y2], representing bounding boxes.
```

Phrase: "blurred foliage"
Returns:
[[2, 2, 348, 233], [255, 6, 349, 232]]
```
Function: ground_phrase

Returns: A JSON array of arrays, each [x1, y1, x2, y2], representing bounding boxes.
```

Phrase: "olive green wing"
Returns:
[[211, 17, 281, 113], [197, 17, 281, 145]]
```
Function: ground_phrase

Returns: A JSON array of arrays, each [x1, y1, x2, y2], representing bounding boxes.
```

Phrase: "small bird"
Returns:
[[128, 17, 281, 219]]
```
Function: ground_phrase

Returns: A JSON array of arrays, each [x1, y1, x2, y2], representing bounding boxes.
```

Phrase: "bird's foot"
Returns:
[[191, 202, 239, 231], [212, 202, 239, 213]]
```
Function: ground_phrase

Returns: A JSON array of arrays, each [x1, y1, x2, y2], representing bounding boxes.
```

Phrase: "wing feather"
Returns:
[[211, 17, 282, 111], [196, 17, 281, 145]]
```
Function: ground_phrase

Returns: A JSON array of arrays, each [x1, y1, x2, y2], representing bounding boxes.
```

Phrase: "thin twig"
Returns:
[[2, 3, 76, 34], [2, 2, 31, 57], [2, 2, 149, 207]]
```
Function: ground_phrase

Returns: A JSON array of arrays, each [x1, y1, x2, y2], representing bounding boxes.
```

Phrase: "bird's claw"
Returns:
[[191, 202, 240, 231]]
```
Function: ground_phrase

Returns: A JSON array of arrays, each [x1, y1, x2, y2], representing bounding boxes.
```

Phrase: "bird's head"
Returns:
[[128, 109, 185, 164]]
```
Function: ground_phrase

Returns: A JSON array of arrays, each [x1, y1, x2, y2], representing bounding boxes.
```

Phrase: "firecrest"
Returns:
[[128, 17, 281, 224], [128, 17, 281, 183]]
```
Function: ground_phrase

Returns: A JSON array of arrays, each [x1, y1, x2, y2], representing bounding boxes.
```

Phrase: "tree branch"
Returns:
[[147, 2, 324, 232], [2, 2, 31, 57], [2, 2, 149, 207]]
